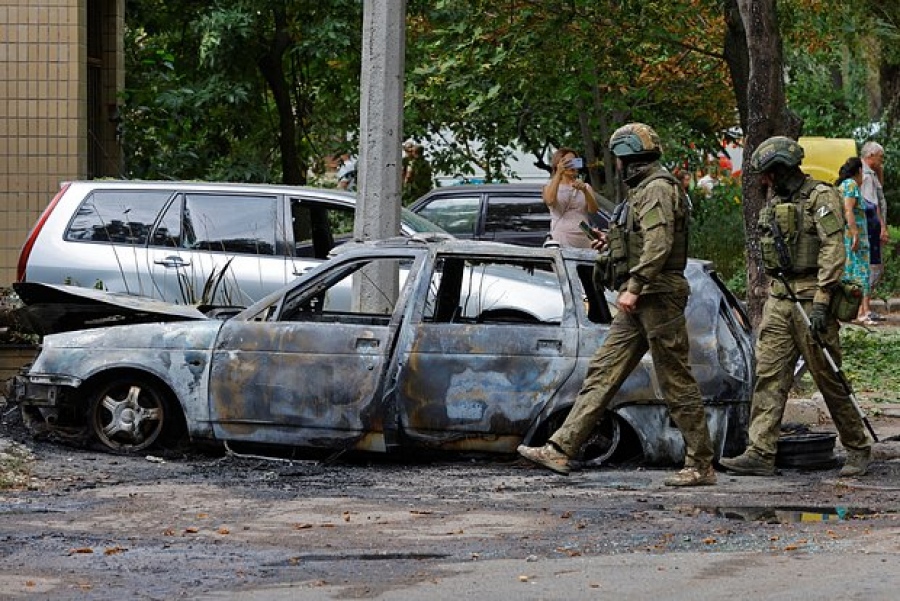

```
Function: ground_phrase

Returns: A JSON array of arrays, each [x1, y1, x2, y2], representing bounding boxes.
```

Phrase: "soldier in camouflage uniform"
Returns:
[[518, 123, 716, 487], [720, 136, 873, 477]]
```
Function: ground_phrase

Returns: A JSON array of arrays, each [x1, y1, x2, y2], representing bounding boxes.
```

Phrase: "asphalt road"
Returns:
[[1, 412, 899, 600]]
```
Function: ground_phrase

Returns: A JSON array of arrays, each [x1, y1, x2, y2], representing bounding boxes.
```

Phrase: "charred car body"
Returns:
[[14, 238, 753, 465]]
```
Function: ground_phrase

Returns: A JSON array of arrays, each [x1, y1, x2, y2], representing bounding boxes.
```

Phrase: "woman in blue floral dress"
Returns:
[[836, 157, 871, 322]]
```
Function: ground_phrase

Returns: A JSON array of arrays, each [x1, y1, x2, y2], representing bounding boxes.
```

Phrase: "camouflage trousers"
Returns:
[[550, 293, 714, 469], [746, 296, 872, 461]]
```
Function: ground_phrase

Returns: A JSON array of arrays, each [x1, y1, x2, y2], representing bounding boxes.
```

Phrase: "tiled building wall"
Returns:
[[0, 0, 84, 287], [0, 0, 121, 288], [100, 0, 123, 177]]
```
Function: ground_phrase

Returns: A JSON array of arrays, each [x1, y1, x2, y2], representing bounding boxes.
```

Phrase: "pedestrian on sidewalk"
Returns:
[[720, 136, 873, 478], [542, 147, 601, 248], [518, 123, 716, 487], [860, 141, 888, 322], [834, 157, 873, 323]]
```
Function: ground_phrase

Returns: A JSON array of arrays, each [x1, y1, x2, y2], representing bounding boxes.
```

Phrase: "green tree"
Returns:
[[405, 0, 736, 198], [122, 0, 363, 184]]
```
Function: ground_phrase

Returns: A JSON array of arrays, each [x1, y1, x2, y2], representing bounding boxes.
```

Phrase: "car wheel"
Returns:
[[88, 377, 173, 454], [574, 414, 621, 466], [538, 411, 626, 467]]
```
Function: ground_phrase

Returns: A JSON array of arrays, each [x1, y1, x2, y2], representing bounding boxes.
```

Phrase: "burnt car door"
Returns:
[[206, 250, 423, 451], [388, 251, 579, 452]]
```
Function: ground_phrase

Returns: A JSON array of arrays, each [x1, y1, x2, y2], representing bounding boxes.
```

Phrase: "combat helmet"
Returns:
[[749, 136, 804, 173], [609, 123, 662, 160]]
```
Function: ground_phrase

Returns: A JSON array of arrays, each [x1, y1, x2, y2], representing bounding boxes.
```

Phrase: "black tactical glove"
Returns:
[[808, 302, 829, 334]]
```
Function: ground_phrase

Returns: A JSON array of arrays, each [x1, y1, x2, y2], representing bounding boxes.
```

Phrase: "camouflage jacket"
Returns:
[[623, 165, 690, 297]]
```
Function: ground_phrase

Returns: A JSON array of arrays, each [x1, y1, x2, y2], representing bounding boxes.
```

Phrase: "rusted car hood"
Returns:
[[13, 282, 209, 335]]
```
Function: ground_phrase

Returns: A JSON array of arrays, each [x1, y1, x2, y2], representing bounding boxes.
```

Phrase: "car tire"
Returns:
[[538, 411, 628, 467], [88, 375, 182, 454], [575, 413, 622, 466]]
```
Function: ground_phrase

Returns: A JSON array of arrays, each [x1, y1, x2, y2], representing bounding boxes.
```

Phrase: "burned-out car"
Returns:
[[13, 237, 753, 465]]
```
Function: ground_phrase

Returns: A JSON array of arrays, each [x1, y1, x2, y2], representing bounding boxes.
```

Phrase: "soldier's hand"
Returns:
[[617, 290, 639, 314], [808, 302, 829, 333]]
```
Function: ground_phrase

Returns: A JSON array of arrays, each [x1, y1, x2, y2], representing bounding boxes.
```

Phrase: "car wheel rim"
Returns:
[[91, 382, 165, 453]]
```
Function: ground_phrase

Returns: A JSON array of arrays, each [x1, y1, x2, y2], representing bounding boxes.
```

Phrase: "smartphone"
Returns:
[[579, 220, 598, 241], [569, 157, 584, 170]]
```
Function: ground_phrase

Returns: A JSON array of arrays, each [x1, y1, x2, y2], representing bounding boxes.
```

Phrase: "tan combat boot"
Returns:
[[664, 465, 717, 487], [719, 452, 776, 476], [517, 443, 571, 475], [839, 448, 871, 477]]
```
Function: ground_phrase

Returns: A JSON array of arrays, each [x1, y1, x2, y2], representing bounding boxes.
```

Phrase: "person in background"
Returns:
[[542, 148, 601, 248], [720, 136, 873, 478], [336, 153, 357, 191], [519, 123, 716, 487], [835, 157, 872, 323], [860, 141, 888, 321], [402, 143, 434, 206], [677, 169, 692, 194], [696, 169, 718, 197]]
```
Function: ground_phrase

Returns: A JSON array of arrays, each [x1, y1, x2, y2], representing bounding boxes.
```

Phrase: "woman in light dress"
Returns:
[[835, 157, 872, 323], [543, 148, 600, 248]]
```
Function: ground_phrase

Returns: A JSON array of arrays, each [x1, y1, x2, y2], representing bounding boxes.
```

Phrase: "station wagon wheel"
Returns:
[[88, 377, 168, 453]]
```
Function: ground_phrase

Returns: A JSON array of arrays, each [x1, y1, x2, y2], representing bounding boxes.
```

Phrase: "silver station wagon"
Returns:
[[17, 181, 445, 307], [14, 238, 754, 467]]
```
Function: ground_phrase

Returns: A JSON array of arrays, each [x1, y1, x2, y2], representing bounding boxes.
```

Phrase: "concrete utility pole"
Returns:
[[354, 0, 406, 313]]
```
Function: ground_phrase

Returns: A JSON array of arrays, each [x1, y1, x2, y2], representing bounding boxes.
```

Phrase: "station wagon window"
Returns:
[[484, 195, 550, 234], [291, 199, 354, 259], [65, 190, 174, 244], [424, 256, 564, 324], [414, 196, 480, 236], [152, 193, 279, 255]]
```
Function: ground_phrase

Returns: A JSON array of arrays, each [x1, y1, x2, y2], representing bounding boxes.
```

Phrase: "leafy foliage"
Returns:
[[122, 1, 363, 183], [406, 0, 735, 189], [122, 1, 738, 187], [120, 0, 900, 239], [689, 178, 747, 283]]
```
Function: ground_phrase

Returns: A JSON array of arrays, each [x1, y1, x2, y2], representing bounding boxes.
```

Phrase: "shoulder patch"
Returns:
[[816, 204, 842, 236], [641, 205, 665, 229]]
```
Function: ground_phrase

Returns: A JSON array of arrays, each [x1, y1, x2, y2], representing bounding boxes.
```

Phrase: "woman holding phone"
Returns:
[[543, 147, 600, 248]]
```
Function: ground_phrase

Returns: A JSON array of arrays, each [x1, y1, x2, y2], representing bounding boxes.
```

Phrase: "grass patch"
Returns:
[[790, 326, 900, 407], [0, 442, 34, 490], [839, 327, 900, 405]]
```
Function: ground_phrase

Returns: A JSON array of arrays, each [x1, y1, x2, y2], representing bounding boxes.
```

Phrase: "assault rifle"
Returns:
[[768, 214, 879, 442], [768, 213, 794, 274]]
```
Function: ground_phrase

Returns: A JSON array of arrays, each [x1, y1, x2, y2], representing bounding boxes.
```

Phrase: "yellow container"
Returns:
[[798, 137, 858, 184]]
